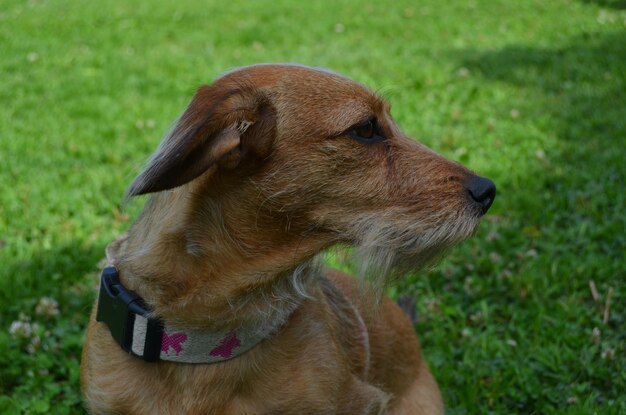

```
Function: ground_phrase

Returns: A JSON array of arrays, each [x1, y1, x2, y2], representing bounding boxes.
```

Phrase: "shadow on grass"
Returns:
[[0, 242, 100, 413], [439, 30, 626, 412], [0, 242, 102, 325], [458, 30, 625, 264], [581, 0, 626, 9]]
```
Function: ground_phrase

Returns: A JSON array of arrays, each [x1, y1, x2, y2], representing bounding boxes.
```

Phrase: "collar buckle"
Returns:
[[96, 266, 163, 362]]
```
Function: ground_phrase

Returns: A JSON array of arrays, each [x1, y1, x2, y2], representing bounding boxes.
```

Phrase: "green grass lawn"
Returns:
[[1, 0, 624, 413]]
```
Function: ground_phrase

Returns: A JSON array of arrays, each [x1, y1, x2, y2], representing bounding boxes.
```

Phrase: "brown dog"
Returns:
[[81, 64, 495, 414]]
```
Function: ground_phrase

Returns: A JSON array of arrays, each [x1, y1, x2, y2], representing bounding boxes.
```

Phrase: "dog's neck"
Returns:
[[111, 187, 328, 332]]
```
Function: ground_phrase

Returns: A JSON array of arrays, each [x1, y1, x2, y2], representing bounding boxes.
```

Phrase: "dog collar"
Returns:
[[96, 266, 276, 363]]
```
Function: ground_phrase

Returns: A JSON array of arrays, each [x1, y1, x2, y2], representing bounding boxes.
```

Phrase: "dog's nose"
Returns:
[[466, 176, 496, 214]]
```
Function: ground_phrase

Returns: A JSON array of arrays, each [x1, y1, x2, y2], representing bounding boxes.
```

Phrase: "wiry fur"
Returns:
[[81, 64, 494, 414]]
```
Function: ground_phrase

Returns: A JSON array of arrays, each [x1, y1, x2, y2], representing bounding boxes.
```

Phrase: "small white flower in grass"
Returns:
[[9, 321, 32, 339], [487, 231, 500, 242], [601, 348, 615, 360], [525, 249, 538, 258], [597, 10, 616, 25], [591, 327, 601, 345], [35, 297, 59, 318], [454, 146, 467, 157], [27, 336, 42, 354], [469, 311, 484, 326], [535, 149, 546, 160], [456, 67, 470, 78], [506, 339, 517, 347], [424, 298, 441, 313], [498, 269, 513, 281]]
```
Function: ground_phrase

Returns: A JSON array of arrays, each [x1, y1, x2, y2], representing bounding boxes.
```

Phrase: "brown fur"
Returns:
[[81, 64, 492, 414]]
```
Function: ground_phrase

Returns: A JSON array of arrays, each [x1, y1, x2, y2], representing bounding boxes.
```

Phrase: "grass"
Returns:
[[1, 0, 624, 413]]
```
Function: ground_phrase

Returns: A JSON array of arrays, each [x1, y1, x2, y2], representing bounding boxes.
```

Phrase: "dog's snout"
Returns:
[[466, 176, 496, 214]]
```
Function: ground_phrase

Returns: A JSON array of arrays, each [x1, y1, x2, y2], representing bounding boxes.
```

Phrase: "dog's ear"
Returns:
[[127, 85, 275, 196]]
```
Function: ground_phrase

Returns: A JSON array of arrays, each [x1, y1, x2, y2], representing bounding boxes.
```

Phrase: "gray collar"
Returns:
[[96, 266, 283, 363]]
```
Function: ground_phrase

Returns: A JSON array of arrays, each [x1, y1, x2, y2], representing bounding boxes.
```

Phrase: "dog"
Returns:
[[81, 63, 495, 414]]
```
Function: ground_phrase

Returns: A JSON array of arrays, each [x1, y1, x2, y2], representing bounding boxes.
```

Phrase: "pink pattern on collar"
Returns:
[[209, 331, 241, 358], [161, 331, 188, 355]]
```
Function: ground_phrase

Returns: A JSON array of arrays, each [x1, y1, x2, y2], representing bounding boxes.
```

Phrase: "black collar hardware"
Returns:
[[96, 266, 163, 362]]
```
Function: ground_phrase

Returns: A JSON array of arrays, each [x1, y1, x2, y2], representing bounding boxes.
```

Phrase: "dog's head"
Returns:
[[128, 64, 495, 277]]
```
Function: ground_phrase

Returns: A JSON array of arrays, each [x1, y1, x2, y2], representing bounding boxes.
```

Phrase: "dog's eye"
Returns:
[[354, 120, 375, 138], [348, 119, 385, 143]]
